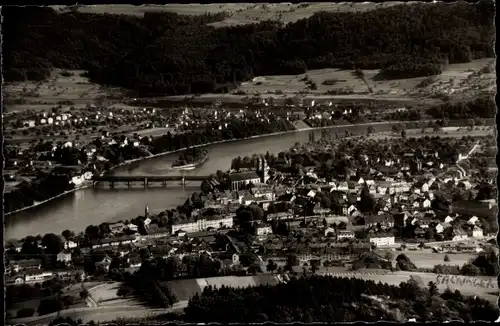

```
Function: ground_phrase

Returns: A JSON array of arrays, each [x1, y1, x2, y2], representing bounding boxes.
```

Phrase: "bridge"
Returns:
[[92, 175, 211, 188]]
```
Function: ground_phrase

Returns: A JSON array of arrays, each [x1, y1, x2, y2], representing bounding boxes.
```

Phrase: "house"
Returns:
[[108, 222, 126, 235], [11, 259, 42, 273], [392, 212, 406, 229], [471, 226, 483, 238], [435, 223, 445, 234], [467, 216, 479, 225], [228, 171, 261, 191], [91, 235, 137, 249], [127, 223, 139, 232], [324, 227, 336, 237], [422, 199, 431, 208], [451, 227, 468, 241], [255, 224, 273, 236], [127, 252, 142, 268], [444, 215, 455, 223], [364, 214, 394, 229], [25, 271, 54, 283], [414, 226, 425, 238], [95, 255, 113, 271], [346, 204, 358, 215], [336, 229, 355, 240], [57, 250, 72, 263], [337, 182, 349, 191], [368, 234, 395, 247], [64, 240, 78, 250], [6, 241, 23, 252]]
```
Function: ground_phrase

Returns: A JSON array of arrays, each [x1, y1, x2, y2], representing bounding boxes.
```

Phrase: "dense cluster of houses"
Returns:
[[5, 134, 496, 285]]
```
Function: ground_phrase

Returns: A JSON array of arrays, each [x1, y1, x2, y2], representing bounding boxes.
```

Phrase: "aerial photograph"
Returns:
[[3, 2, 498, 324]]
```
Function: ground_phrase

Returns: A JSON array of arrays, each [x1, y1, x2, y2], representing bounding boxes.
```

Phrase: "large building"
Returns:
[[227, 155, 270, 190], [171, 215, 234, 234]]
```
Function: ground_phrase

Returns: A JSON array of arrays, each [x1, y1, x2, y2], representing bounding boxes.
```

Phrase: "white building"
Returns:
[[472, 226, 483, 238], [170, 215, 234, 234], [337, 230, 355, 240], [255, 224, 273, 236], [368, 234, 395, 247]]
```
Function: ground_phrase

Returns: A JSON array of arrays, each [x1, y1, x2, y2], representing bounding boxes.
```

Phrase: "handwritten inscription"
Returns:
[[436, 274, 497, 289]]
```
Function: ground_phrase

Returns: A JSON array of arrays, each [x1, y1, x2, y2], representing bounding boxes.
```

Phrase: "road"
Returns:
[[8, 301, 189, 326]]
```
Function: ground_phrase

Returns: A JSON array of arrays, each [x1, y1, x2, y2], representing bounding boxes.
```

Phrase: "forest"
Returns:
[[4, 1, 494, 96], [425, 96, 496, 120], [183, 275, 498, 322]]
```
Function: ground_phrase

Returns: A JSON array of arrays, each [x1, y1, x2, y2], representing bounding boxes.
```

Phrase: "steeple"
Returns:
[[145, 205, 150, 218]]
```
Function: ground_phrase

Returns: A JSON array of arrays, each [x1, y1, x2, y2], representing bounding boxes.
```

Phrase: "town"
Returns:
[[4, 2, 497, 324], [5, 129, 498, 323]]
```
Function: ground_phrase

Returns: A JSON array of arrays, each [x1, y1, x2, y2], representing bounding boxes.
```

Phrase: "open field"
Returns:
[[3, 69, 126, 113], [4, 59, 493, 114], [134, 127, 177, 137], [234, 58, 495, 103], [57, 3, 407, 26], [366, 127, 495, 141], [88, 282, 142, 307], [375, 250, 477, 270], [7, 281, 104, 319], [320, 270, 498, 303], [8, 301, 189, 326], [166, 275, 280, 302]]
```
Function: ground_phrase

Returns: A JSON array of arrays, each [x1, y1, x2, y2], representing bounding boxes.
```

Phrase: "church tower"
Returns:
[[145, 205, 150, 218], [260, 155, 270, 184]]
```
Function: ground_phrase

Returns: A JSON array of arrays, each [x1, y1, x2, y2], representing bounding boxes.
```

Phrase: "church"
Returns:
[[227, 155, 270, 191]]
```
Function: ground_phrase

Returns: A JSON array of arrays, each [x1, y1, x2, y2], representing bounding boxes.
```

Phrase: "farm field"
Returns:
[[88, 282, 142, 307], [3, 69, 126, 113], [233, 59, 494, 103], [366, 127, 495, 141], [7, 281, 104, 319], [389, 250, 477, 270], [57, 3, 406, 24], [166, 275, 280, 302], [4, 59, 493, 115], [318, 270, 497, 303]]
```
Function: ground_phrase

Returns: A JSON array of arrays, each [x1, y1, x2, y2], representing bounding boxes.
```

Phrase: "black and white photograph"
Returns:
[[3, 2, 498, 324]]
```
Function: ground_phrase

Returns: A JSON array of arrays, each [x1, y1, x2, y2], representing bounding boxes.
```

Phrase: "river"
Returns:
[[3, 120, 479, 240]]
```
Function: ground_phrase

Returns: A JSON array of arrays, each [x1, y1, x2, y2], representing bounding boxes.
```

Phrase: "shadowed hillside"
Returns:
[[3, 1, 494, 96]]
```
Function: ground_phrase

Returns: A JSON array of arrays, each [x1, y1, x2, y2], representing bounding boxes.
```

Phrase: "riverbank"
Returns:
[[5, 181, 93, 217], [4, 121, 364, 217], [5, 118, 492, 218]]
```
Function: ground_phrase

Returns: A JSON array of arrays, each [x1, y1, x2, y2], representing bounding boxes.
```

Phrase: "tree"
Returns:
[[267, 260, 278, 274], [38, 297, 64, 316], [428, 281, 439, 296], [61, 229, 74, 241], [444, 255, 450, 262], [16, 307, 36, 318], [460, 263, 481, 276], [359, 184, 376, 213], [425, 228, 435, 240], [285, 254, 298, 271], [367, 125, 375, 135], [384, 252, 394, 262], [311, 259, 320, 274], [79, 289, 89, 300]]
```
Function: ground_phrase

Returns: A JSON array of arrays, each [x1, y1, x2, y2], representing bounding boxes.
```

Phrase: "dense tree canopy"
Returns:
[[4, 2, 494, 96], [183, 275, 498, 322]]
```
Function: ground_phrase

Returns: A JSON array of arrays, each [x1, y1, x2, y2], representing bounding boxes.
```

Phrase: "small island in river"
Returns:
[[171, 147, 209, 170]]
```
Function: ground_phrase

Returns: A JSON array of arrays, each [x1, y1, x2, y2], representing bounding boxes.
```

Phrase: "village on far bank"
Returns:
[[5, 125, 498, 320]]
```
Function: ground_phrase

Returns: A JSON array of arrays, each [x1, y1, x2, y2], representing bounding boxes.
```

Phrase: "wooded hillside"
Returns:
[[4, 1, 494, 96]]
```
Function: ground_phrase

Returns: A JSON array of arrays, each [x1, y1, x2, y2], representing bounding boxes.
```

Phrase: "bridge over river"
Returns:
[[92, 175, 210, 188]]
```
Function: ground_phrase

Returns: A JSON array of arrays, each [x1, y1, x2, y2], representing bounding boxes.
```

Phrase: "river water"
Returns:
[[2, 121, 427, 240]]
